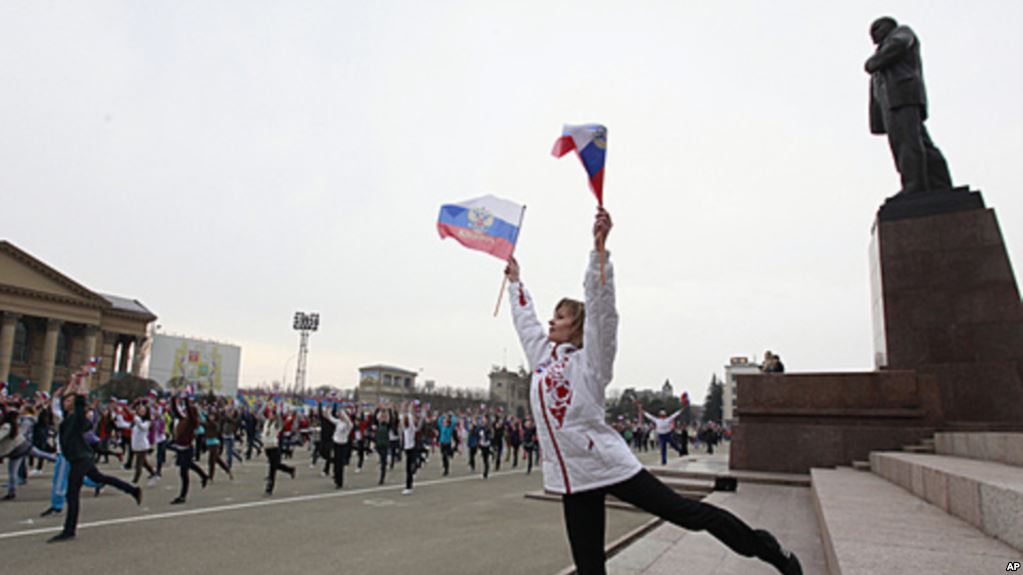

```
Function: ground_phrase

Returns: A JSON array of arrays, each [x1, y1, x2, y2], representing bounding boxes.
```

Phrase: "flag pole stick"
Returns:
[[598, 199, 606, 286], [494, 205, 527, 317]]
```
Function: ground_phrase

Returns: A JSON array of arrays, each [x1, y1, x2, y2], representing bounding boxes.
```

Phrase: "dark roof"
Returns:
[[100, 293, 156, 318], [358, 364, 417, 376]]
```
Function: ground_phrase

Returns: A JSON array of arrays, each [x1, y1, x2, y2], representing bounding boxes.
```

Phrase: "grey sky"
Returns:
[[2, 1, 1020, 401]]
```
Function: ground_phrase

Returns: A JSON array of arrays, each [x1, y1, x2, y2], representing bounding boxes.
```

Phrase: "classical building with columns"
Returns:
[[0, 240, 157, 394]]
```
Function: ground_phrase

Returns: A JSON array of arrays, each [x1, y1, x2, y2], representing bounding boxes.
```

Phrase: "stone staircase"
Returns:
[[812, 431, 1023, 574]]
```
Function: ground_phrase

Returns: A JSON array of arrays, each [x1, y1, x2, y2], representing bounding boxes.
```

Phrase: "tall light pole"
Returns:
[[292, 311, 319, 397]]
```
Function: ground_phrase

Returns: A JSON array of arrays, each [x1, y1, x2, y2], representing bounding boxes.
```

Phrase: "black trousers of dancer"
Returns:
[[355, 440, 367, 470], [479, 446, 491, 478], [376, 446, 388, 484], [510, 443, 520, 468], [440, 443, 453, 476], [176, 447, 208, 500], [404, 448, 417, 490], [562, 469, 789, 575], [493, 443, 503, 471], [468, 445, 477, 471], [265, 447, 294, 494], [63, 458, 136, 536], [525, 445, 537, 474], [245, 432, 262, 459], [333, 443, 351, 488]]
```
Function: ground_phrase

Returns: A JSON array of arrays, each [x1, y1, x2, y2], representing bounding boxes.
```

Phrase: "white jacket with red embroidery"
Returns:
[[509, 250, 642, 495]]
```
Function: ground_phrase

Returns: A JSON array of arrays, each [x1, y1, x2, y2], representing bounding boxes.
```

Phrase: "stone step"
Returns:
[[811, 467, 1017, 574], [902, 443, 935, 454], [871, 451, 1023, 551], [851, 460, 871, 472], [935, 431, 1023, 467], [649, 466, 811, 487]]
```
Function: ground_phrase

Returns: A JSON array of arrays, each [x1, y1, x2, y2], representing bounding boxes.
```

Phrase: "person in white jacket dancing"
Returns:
[[505, 207, 801, 575]]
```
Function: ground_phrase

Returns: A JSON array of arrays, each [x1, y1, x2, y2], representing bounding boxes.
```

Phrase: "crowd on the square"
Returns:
[[1, 377, 728, 519]]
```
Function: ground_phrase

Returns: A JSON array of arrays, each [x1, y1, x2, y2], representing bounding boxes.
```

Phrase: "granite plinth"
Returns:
[[729, 371, 941, 473], [871, 196, 1023, 424]]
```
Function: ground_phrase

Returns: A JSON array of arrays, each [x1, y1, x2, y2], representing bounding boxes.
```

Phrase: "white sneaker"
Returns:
[[355, 467, 362, 474], [401, 489, 412, 495], [29, 469, 43, 477]]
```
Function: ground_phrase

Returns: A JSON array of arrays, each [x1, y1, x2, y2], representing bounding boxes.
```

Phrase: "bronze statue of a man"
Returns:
[[866, 17, 952, 194]]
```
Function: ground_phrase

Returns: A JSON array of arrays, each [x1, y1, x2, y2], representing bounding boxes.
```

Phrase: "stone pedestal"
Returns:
[[730, 371, 941, 473], [870, 188, 1023, 424], [732, 187, 1023, 473]]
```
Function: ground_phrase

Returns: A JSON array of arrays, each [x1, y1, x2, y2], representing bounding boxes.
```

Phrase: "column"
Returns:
[[118, 339, 131, 373], [131, 336, 145, 376], [39, 319, 63, 392], [0, 312, 20, 384], [83, 325, 98, 361], [100, 332, 117, 385]]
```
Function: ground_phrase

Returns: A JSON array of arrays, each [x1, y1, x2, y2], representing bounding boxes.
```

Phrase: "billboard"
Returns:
[[146, 334, 241, 397]]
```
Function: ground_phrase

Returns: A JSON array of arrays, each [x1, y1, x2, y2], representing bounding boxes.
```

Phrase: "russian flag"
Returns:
[[437, 194, 524, 261], [551, 124, 607, 205]]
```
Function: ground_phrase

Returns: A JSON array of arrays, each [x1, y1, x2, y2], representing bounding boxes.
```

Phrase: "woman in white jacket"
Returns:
[[323, 402, 352, 489], [505, 207, 802, 575], [129, 401, 157, 485]]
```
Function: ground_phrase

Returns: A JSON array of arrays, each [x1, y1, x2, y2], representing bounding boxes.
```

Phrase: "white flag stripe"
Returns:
[[453, 194, 524, 225]]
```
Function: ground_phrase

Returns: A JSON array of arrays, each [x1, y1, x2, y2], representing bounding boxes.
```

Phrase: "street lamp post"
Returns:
[[292, 311, 320, 397]]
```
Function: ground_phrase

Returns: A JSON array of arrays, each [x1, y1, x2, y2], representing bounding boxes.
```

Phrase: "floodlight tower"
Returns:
[[292, 311, 319, 396]]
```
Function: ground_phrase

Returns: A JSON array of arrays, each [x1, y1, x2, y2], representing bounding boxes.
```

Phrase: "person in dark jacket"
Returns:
[[170, 396, 209, 504], [48, 369, 141, 543]]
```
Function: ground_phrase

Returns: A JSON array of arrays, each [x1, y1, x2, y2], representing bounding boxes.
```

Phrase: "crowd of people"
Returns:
[[1, 379, 728, 519]]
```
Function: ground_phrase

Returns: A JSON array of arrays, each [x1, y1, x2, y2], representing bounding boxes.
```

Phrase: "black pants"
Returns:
[[245, 432, 262, 459], [333, 443, 350, 488], [265, 447, 294, 494], [440, 443, 453, 475], [63, 458, 135, 536], [493, 443, 503, 471], [479, 446, 491, 478], [376, 446, 388, 484], [468, 445, 477, 470], [355, 440, 367, 469], [525, 445, 536, 473], [885, 105, 952, 193], [404, 448, 417, 490], [510, 444, 520, 468], [562, 470, 784, 575], [176, 447, 208, 499]]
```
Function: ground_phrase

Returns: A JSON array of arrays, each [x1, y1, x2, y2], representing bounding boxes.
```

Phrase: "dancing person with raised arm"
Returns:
[[638, 402, 682, 465], [323, 401, 352, 489], [505, 207, 802, 575], [169, 396, 209, 504], [48, 369, 141, 542], [262, 404, 295, 495]]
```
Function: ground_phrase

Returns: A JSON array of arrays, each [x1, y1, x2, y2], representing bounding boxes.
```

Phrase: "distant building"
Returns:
[[489, 366, 530, 419], [661, 379, 674, 397], [723, 356, 761, 424], [0, 240, 156, 393], [357, 364, 417, 405]]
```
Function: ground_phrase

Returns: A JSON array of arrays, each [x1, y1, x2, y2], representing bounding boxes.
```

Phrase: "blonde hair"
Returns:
[[555, 298, 585, 348]]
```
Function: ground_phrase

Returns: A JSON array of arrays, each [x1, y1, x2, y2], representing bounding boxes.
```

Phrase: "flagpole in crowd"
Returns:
[[493, 205, 527, 317]]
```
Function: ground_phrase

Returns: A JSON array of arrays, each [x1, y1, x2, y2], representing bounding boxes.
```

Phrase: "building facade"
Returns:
[[356, 364, 417, 405], [488, 366, 529, 418], [0, 241, 157, 393], [723, 356, 761, 425]]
